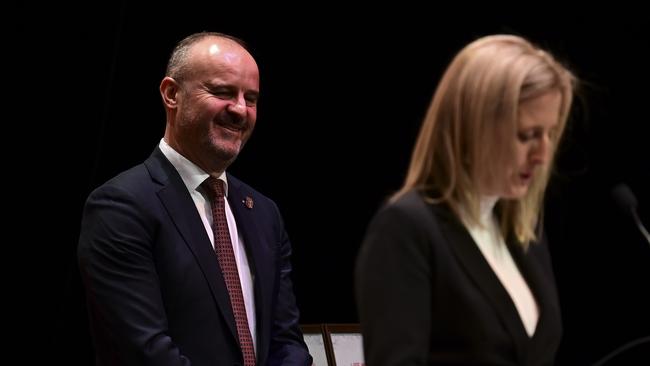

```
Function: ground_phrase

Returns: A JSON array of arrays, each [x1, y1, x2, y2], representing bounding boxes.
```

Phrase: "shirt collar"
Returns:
[[158, 138, 229, 197]]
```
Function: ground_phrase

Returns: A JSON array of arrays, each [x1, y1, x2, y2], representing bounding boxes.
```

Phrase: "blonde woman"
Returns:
[[356, 34, 576, 366]]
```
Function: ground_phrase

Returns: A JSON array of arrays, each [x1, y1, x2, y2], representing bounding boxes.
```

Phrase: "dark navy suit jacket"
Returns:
[[356, 190, 562, 366], [78, 147, 311, 366]]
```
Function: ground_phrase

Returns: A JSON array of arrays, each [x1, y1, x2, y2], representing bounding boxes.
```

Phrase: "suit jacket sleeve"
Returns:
[[355, 200, 434, 366], [78, 184, 190, 365], [267, 201, 312, 366]]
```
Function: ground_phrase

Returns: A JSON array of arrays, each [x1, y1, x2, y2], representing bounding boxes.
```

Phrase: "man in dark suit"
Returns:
[[78, 32, 312, 366]]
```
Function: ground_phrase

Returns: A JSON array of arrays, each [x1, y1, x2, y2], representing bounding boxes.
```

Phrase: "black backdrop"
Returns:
[[22, 4, 649, 365]]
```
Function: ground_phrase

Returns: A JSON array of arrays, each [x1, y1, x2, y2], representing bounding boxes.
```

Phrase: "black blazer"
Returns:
[[78, 148, 311, 366], [355, 190, 562, 366]]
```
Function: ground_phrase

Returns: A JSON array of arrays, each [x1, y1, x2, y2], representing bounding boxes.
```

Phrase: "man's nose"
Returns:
[[228, 96, 247, 116]]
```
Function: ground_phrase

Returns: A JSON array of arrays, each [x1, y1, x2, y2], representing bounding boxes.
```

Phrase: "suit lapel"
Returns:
[[226, 175, 274, 363], [508, 240, 559, 344], [144, 149, 238, 342], [434, 205, 528, 360]]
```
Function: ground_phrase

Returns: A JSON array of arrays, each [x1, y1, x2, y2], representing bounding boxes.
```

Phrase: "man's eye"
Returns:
[[213, 89, 231, 97]]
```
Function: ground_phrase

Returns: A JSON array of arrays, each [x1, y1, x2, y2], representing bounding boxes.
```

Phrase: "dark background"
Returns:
[[18, 4, 649, 365]]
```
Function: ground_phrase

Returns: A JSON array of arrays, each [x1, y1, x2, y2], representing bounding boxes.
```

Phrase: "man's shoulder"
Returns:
[[107, 163, 150, 188], [88, 162, 153, 200]]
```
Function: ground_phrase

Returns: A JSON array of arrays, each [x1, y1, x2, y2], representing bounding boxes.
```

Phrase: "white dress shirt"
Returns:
[[159, 139, 257, 352]]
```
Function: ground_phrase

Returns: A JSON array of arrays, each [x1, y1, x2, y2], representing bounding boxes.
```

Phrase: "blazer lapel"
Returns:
[[226, 175, 275, 363], [508, 239, 560, 345], [434, 205, 528, 361], [144, 149, 238, 342]]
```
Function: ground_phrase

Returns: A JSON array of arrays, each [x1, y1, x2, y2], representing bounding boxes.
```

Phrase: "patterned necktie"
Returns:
[[202, 177, 256, 366]]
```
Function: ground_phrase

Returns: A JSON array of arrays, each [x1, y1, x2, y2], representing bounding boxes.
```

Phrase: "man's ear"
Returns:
[[160, 76, 179, 108]]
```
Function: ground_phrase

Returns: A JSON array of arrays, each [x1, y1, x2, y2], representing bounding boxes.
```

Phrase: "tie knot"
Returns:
[[202, 177, 225, 199]]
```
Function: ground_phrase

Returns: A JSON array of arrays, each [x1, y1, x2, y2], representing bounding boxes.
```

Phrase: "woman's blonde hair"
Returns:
[[395, 34, 576, 246]]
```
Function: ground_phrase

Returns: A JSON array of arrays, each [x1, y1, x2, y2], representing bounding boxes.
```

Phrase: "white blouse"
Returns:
[[462, 197, 539, 337]]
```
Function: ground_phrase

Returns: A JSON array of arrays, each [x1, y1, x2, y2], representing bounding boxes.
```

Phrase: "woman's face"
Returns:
[[484, 90, 562, 199]]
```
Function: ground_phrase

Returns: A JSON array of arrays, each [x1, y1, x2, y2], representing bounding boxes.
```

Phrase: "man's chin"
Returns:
[[214, 150, 237, 162]]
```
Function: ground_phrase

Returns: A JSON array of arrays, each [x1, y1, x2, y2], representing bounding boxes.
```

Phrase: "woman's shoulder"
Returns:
[[375, 189, 451, 227]]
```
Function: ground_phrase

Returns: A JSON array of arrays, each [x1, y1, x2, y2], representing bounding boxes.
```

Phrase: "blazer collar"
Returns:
[[433, 203, 548, 361], [144, 148, 240, 344], [508, 236, 562, 354]]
